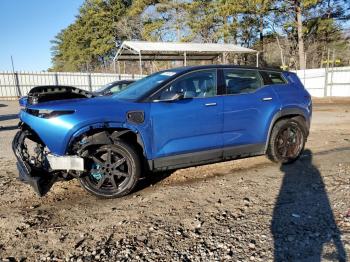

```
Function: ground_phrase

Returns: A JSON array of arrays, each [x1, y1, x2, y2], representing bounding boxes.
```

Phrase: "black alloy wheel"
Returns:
[[267, 118, 306, 164], [79, 141, 140, 198], [275, 125, 303, 160]]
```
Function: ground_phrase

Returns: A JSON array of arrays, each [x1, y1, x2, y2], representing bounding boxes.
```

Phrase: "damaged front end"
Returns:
[[25, 85, 94, 107], [12, 123, 84, 196]]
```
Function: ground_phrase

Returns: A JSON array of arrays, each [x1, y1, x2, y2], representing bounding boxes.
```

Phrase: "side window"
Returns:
[[157, 69, 217, 100], [267, 72, 286, 84], [110, 85, 122, 93], [223, 69, 263, 95]]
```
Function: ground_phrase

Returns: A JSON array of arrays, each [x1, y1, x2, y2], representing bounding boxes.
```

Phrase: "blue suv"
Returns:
[[12, 65, 312, 198]]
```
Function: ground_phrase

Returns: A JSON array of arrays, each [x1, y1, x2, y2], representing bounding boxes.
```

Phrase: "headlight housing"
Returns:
[[26, 109, 75, 119]]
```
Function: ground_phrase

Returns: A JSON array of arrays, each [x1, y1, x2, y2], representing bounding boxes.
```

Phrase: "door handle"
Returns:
[[204, 102, 217, 106], [262, 97, 273, 101]]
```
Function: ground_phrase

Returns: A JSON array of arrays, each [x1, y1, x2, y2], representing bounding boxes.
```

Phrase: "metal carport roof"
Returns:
[[113, 41, 259, 74]]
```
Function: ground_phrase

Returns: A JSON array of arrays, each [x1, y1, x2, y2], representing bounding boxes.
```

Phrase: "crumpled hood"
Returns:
[[26, 85, 94, 106]]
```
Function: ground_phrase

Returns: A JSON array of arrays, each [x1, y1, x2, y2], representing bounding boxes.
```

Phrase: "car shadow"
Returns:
[[0, 114, 18, 122], [134, 170, 174, 193], [0, 125, 18, 132], [271, 149, 347, 261]]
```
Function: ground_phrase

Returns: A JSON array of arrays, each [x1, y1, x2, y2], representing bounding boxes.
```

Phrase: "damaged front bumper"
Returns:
[[12, 126, 84, 196], [12, 129, 54, 196]]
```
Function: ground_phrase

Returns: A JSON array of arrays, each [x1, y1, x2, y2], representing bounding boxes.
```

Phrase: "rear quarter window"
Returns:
[[284, 72, 305, 88], [267, 72, 287, 84]]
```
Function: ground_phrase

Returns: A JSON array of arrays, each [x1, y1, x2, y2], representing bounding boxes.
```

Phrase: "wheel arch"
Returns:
[[264, 107, 309, 152], [67, 124, 148, 161]]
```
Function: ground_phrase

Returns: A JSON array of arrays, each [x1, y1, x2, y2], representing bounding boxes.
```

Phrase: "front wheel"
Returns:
[[267, 118, 306, 164], [79, 141, 141, 198]]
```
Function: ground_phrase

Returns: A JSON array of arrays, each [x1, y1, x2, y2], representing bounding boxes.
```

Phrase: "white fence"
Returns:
[[295, 66, 350, 97], [0, 71, 145, 99], [0, 67, 349, 99]]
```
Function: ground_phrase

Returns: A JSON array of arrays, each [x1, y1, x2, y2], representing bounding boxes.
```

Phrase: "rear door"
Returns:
[[150, 69, 224, 160], [221, 68, 281, 154]]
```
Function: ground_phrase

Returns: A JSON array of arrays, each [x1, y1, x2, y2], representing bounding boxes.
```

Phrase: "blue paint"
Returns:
[[18, 66, 312, 162]]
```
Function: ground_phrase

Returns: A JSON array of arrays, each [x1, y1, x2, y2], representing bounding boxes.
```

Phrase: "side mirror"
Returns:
[[155, 91, 184, 102]]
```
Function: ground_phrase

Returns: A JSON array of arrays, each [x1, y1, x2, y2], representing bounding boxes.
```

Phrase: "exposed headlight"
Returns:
[[28, 96, 38, 105], [26, 109, 75, 119]]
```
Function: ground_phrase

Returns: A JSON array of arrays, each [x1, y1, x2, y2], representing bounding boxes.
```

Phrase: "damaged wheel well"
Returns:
[[19, 122, 45, 145], [68, 128, 146, 162]]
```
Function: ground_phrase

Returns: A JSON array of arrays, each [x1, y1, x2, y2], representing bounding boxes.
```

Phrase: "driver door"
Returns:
[[150, 69, 224, 162]]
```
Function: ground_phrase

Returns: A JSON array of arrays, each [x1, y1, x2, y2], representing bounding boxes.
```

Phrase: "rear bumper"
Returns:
[[12, 129, 56, 196]]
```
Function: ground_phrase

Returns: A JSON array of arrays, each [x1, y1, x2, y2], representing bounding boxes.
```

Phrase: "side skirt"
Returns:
[[149, 144, 265, 171]]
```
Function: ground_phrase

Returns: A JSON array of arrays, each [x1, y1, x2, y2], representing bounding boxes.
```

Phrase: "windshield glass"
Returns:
[[113, 70, 179, 101], [95, 83, 113, 93]]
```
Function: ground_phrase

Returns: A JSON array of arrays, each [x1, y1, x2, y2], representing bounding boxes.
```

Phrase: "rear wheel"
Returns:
[[79, 141, 141, 198], [267, 118, 306, 164]]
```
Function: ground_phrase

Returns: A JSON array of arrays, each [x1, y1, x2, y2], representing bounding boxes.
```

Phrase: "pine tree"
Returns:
[[51, 0, 134, 71]]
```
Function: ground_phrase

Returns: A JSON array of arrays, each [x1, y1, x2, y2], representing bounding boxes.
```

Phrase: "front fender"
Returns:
[[20, 109, 124, 155], [66, 121, 152, 159]]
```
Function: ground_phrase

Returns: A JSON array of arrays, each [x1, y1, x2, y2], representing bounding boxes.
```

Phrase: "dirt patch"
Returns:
[[0, 100, 349, 261], [312, 97, 350, 105]]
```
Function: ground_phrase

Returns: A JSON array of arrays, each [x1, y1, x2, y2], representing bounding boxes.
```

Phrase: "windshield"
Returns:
[[94, 82, 113, 93], [113, 70, 179, 101]]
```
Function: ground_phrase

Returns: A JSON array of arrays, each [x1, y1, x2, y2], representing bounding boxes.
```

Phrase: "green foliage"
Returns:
[[51, 0, 134, 71], [51, 0, 350, 71], [183, 0, 222, 42]]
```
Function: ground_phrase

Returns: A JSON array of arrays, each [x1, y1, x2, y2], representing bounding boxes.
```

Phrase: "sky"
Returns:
[[1, 1, 349, 72], [0, 0, 84, 71]]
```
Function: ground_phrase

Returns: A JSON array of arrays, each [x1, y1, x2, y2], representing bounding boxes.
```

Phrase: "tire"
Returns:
[[267, 117, 307, 164], [79, 140, 141, 198]]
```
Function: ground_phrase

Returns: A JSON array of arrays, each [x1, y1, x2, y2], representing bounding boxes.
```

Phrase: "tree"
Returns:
[[51, 0, 350, 71], [271, 0, 350, 69], [51, 0, 135, 71], [183, 0, 222, 43]]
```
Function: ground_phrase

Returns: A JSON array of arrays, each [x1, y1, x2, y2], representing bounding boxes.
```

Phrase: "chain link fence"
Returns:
[[0, 71, 145, 99]]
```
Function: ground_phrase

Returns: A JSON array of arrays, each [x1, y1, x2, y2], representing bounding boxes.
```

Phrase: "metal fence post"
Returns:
[[324, 49, 330, 97], [54, 73, 59, 86], [88, 73, 92, 91], [13, 72, 22, 97], [324, 67, 328, 97], [330, 66, 334, 97]]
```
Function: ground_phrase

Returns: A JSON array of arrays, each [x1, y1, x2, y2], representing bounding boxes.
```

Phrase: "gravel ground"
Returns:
[[0, 99, 349, 262]]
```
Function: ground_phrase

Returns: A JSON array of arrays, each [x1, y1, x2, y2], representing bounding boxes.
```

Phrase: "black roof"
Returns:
[[165, 64, 285, 74], [109, 80, 135, 84]]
